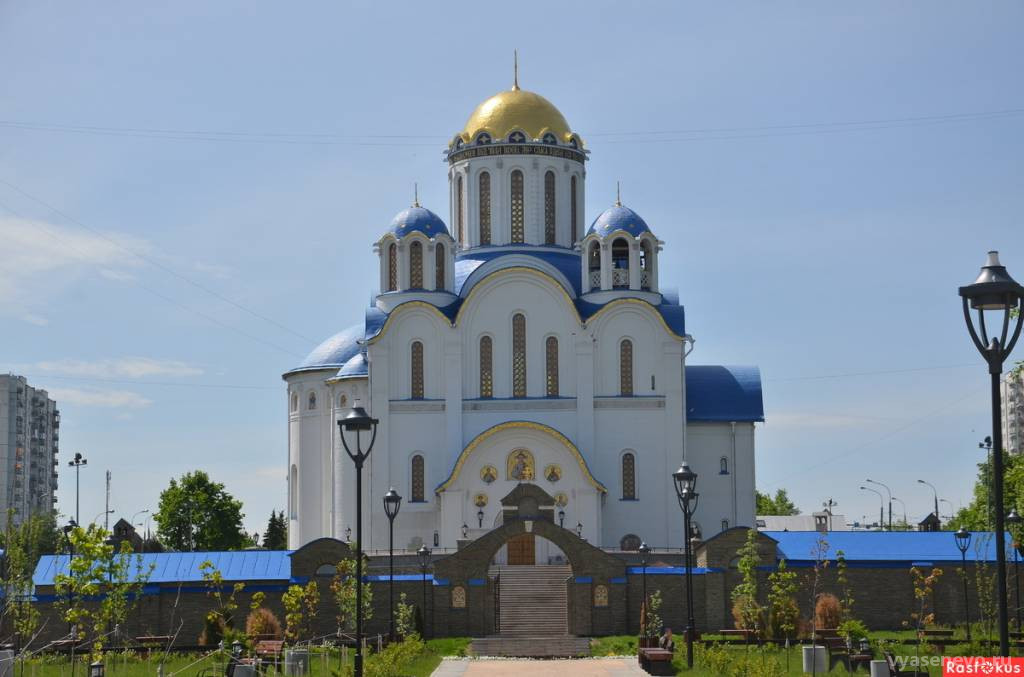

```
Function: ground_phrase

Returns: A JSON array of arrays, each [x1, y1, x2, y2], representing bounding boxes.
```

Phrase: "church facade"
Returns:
[[283, 80, 764, 556]]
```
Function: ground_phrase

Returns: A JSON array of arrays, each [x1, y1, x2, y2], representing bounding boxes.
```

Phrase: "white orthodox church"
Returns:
[[283, 77, 764, 559]]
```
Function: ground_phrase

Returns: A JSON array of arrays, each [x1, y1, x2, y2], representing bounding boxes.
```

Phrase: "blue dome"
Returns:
[[288, 324, 363, 373], [587, 204, 651, 238], [389, 206, 449, 238]]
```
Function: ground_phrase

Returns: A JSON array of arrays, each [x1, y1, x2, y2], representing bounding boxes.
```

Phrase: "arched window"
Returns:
[[620, 339, 634, 396], [569, 137, 579, 149], [512, 313, 526, 397], [479, 171, 491, 245], [570, 176, 578, 244], [475, 132, 491, 145], [339, 393, 348, 408], [387, 243, 397, 291], [456, 175, 464, 245], [289, 464, 298, 519], [544, 170, 556, 245], [411, 454, 425, 502], [479, 336, 493, 398], [411, 341, 424, 399], [542, 133, 557, 145], [508, 131, 526, 143], [640, 240, 653, 289], [720, 456, 729, 474], [721, 519, 730, 532], [545, 336, 558, 397], [308, 392, 317, 410], [612, 238, 629, 287], [588, 241, 601, 290], [290, 394, 298, 413], [510, 170, 524, 243], [620, 534, 642, 551], [409, 241, 423, 288], [622, 452, 636, 500], [435, 243, 445, 289]]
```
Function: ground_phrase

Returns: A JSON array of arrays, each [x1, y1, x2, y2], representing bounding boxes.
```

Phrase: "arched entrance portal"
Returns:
[[491, 484, 569, 565]]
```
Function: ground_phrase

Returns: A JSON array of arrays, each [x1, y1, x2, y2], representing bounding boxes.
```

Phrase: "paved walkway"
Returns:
[[431, 657, 648, 676]]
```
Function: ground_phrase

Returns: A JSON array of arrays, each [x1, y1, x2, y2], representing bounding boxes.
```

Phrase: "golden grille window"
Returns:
[[387, 243, 397, 291], [545, 336, 558, 397], [409, 241, 423, 288], [411, 454, 424, 502], [479, 336, 493, 398], [510, 170, 524, 243], [512, 313, 526, 397], [456, 175, 464, 245], [479, 171, 491, 245], [620, 339, 634, 396], [411, 341, 424, 399], [544, 171, 556, 245], [622, 452, 636, 500], [570, 175, 578, 244], [435, 243, 445, 289]]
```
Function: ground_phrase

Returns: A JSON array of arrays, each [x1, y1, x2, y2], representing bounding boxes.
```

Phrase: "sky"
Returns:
[[1, 2, 1022, 540]]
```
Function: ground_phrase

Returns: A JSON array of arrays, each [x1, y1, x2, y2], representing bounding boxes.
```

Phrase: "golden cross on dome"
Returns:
[[615, 181, 622, 206], [513, 49, 519, 91], [413, 182, 420, 207]]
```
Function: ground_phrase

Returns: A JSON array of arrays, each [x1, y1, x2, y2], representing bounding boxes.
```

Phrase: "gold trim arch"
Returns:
[[435, 421, 607, 494]]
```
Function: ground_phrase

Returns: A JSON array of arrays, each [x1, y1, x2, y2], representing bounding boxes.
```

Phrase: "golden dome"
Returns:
[[459, 87, 574, 144]]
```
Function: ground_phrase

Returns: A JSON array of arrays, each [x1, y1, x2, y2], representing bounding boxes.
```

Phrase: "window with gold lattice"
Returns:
[[479, 336, 493, 398], [512, 313, 526, 397], [411, 341, 424, 399], [411, 454, 424, 502], [620, 339, 634, 396], [409, 241, 423, 288], [456, 175, 464, 245], [622, 452, 636, 500], [387, 243, 397, 291], [544, 171, 556, 244], [570, 175, 578, 244], [435, 243, 445, 289], [510, 170, 524, 243], [545, 336, 558, 397], [479, 171, 491, 245]]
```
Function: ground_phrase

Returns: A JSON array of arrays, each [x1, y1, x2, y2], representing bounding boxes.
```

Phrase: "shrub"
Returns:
[[246, 607, 283, 640], [837, 618, 869, 645], [814, 593, 841, 630], [199, 616, 225, 646]]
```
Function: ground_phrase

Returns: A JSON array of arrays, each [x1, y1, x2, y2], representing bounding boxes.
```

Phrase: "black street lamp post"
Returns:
[[1009, 509, 1023, 630], [477, 509, 484, 529], [673, 462, 699, 669], [68, 453, 87, 525], [558, 510, 565, 528], [865, 478, 892, 530], [338, 406, 379, 677], [418, 545, 431, 639], [860, 486, 884, 529], [383, 487, 402, 642], [917, 479, 940, 523], [955, 527, 972, 642], [638, 542, 650, 636], [575, 522, 583, 538], [959, 251, 1024, 657]]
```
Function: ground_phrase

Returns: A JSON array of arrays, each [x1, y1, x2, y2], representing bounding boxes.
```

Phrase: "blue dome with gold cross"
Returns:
[[587, 203, 651, 238], [389, 205, 449, 239]]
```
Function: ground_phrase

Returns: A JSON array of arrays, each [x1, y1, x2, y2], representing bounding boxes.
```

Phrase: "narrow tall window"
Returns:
[[410, 241, 423, 288], [411, 341, 424, 399], [640, 240, 653, 289], [544, 170, 556, 245], [570, 175, 578, 244], [545, 336, 559, 397], [612, 238, 629, 287], [479, 336, 493, 398], [620, 339, 634, 396], [510, 170, 524, 243], [308, 392, 317, 410], [435, 243, 445, 289], [456, 175, 464, 245], [387, 243, 397, 291], [622, 452, 636, 500], [289, 465, 298, 518], [411, 455, 425, 502], [512, 313, 526, 397], [479, 171, 491, 245]]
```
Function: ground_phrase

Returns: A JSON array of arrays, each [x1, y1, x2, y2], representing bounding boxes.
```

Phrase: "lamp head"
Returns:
[[959, 251, 1024, 310], [461, 523, 468, 538], [417, 545, 431, 569], [638, 541, 650, 564], [1009, 508, 1023, 525], [955, 526, 972, 554], [339, 406, 377, 432], [383, 487, 402, 519], [673, 462, 697, 500]]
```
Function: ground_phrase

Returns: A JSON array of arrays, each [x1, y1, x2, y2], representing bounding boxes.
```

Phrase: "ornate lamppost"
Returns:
[[955, 527, 972, 642], [337, 405, 379, 677], [638, 542, 650, 636], [959, 251, 1024, 656], [383, 487, 402, 641], [418, 545, 431, 639], [477, 509, 484, 529], [558, 509, 565, 528], [673, 462, 699, 669], [1009, 508, 1023, 630], [68, 452, 87, 525]]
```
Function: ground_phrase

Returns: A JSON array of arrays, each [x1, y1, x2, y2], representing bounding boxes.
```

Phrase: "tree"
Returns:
[[755, 489, 799, 516], [730, 528, 764, 634], [154, 471, 247, 551], [331, 556, 372, 632], [263, 511, 287, 550], [952, 450, 1023, 531]]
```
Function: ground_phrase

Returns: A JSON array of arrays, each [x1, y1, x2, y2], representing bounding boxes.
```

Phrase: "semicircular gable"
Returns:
[[459, 256, 578, 300]]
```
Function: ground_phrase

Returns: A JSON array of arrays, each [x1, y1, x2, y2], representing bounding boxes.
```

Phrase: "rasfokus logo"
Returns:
[[943, 657, 1024, 675]]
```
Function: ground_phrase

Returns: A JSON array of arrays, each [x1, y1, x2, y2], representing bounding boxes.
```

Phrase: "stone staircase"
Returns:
[[470, 565, 591, 657]]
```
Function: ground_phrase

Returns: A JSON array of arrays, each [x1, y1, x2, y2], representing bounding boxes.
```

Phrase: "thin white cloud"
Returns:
[[98, 268, 136, 282], [21, 314, 48, 326], [49, 387, 152, 408], [26, 357, 204, 379]]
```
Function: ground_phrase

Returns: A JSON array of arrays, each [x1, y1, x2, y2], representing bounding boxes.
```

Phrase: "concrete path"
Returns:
[[431, 657, 648, 676]]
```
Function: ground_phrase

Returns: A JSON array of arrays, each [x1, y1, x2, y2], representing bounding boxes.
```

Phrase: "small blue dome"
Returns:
[[587, 204, 651, 238], [389, 206, 449, 239]]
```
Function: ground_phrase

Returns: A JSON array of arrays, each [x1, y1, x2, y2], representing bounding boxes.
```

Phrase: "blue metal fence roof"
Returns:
[[34, 551, 294, 587], [768, 531, 1004, 564], [686, 365, 764, 422]]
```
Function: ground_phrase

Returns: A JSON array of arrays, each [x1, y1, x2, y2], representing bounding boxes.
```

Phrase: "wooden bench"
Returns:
[[638, 647, 674, 676]]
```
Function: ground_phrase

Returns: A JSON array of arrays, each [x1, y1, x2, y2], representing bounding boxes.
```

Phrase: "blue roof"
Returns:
[[337, 351, 368, 378], [454, 248, 584, 297], [34, 551, 294, 586], [288, 324, 363, 374], [389, 206, 449, 239], [587, 204, 652, 238], [768, 531, 1004, 564], [686, 366, 764, 422]]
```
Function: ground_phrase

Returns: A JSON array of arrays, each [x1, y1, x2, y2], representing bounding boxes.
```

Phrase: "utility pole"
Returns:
[[68, 453, 88, 525], [105, 470, 111, 531]]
